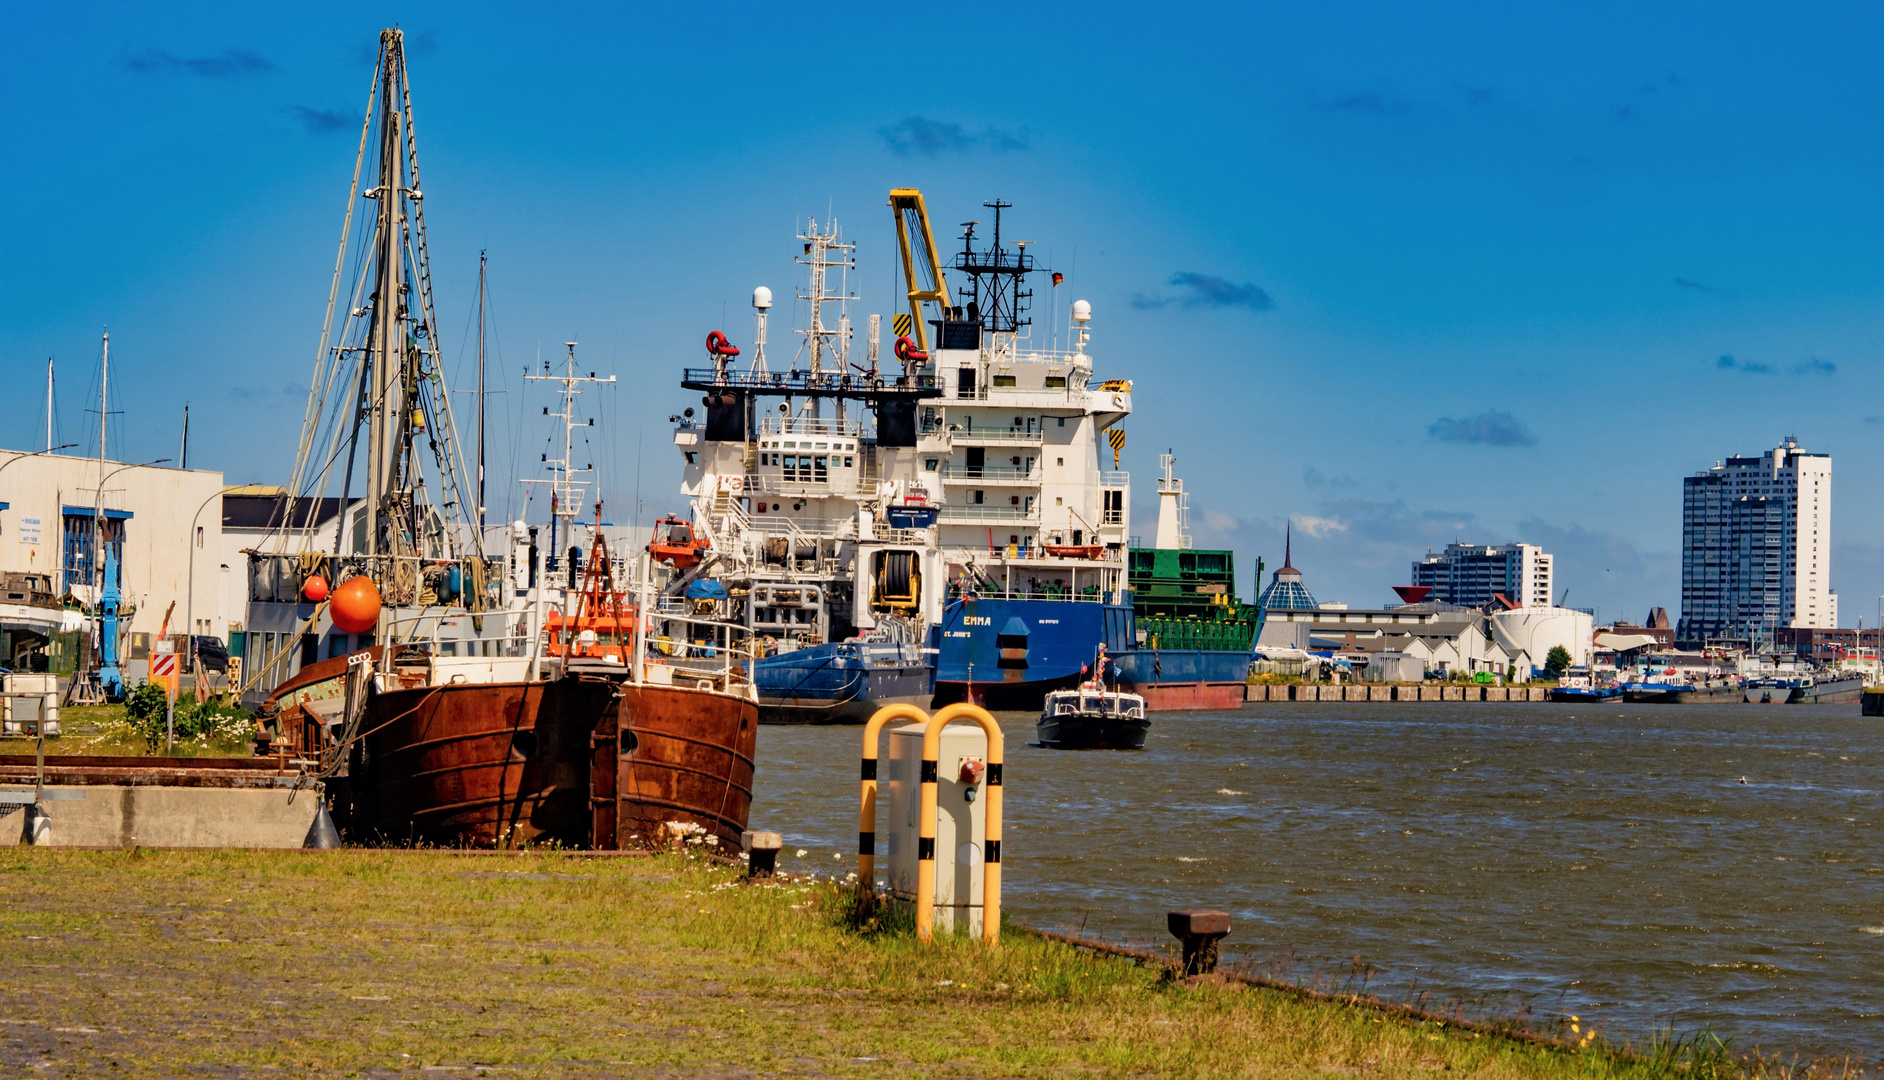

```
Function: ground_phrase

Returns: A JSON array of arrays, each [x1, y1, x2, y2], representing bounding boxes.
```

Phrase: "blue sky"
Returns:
[[2, 2, 1879, 625]]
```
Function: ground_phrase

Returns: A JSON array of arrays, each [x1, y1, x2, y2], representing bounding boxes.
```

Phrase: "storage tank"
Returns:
[[1489, 607, 1594, 674]]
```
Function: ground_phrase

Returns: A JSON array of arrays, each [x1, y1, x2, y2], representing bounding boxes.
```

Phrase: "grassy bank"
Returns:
[[0, 701, 250, 758], [0, 848, 1847, 1078]]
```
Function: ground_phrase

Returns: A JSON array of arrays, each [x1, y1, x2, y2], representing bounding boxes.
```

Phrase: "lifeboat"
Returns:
[[647, 515, 710, 570], [1043, 543, 1106, 560]]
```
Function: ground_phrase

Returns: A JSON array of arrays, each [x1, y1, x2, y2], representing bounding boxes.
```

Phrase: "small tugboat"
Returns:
[[1037, 673, 1150, 750], [1547, 673, 1622, 703]]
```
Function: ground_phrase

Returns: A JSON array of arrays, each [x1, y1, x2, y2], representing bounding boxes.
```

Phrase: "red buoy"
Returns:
[[302, 575, 330, 603], [330, 575, 382, 635]]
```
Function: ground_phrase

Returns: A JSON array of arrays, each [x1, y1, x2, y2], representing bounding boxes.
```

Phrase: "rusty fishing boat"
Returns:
[[246, 29, 758, 850]]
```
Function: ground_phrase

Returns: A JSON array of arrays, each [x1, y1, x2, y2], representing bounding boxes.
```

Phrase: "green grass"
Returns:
[[1, 702, 251, 758], [0, 848, 1858, 1078]]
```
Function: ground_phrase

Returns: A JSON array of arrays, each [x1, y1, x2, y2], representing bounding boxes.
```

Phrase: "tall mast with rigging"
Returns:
[[476, 251, 487, 533], [284, 27, 478, 579]]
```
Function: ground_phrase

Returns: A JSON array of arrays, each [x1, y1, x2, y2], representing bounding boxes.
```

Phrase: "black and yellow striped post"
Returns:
[[857, 704, 928, 897], [915, 702, 1004, 946]]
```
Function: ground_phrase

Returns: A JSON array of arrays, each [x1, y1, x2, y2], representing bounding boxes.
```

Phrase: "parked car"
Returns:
[[191, 636, 230, 673]]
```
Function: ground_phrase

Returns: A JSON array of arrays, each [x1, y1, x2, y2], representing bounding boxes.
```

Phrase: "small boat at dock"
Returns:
[[1037, 685, 1150, 749]]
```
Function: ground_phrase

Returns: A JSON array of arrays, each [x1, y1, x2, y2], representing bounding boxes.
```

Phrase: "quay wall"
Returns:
[[1246, 684, 1550, 703]]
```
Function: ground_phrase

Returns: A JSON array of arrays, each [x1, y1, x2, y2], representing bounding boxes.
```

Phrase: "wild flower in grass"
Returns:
[[796, 849, 808, 858]]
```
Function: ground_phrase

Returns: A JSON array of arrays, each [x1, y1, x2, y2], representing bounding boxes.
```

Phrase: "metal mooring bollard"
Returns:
[[747, 831, 782, 878], [1167, 909, 1231, 976]]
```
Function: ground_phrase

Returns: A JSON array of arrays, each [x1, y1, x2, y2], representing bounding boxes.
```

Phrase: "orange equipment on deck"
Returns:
[[647, 515, 710, 570], [546, 512, 640, 664]]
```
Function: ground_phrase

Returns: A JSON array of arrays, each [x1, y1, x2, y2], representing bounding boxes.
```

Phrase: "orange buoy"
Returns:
[[330, 575, 382, 635], [302, 575, 330, 603]]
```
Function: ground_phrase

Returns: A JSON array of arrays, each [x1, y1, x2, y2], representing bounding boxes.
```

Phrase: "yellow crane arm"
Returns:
[[888, 188, 952, 356]]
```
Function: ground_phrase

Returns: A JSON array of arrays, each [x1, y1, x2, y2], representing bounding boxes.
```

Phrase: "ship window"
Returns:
[[817, 442, 829, 449], [685, 452, 698, 464], [1045, 376, 1066, 389], [974, 490, 985, 504], [814, 456, 829, 482], [844, 457, 853, 468], [1056, 497, 1064, 506], [925, 459, 937, 471], [993, 375, 1017, 388], [1057, 457, 1064, 466], [1057, 417, 1065, 427]]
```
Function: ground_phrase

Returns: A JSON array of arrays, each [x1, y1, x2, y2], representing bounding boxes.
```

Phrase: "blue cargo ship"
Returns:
[[930, 595, 1135, 709]]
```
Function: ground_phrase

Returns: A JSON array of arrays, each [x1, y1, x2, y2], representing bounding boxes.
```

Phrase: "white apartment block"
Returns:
[[1679, 437, 1833, 643], [1410, 542, 1554, 608]]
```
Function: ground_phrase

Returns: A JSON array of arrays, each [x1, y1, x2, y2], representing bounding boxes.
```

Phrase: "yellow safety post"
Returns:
[[858, 704, 928, 897], [915, 702, 1004, 946]]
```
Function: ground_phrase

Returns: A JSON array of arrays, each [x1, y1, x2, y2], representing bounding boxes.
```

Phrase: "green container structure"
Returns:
[[1125, 548, 1263, 652]]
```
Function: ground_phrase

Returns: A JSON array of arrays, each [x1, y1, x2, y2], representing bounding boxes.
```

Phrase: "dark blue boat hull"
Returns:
[[751, 643, 934, 725]]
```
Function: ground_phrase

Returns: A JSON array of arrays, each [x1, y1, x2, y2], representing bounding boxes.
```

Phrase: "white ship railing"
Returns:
[[758, 416, 863, 438], [933, 428, 1045, 445], [939, 464, 1040, 482], [936, 504, 1041, 523]]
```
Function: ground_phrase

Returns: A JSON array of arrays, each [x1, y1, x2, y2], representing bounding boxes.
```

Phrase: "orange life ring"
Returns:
[[894, 336, 928, 363]]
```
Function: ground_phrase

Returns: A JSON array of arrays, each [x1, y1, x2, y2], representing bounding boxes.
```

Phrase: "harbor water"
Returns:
[[749, 702, 1883, 1059]]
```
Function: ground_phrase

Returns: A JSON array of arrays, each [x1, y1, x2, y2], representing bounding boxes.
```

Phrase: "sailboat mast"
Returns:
[[45, 358, 53, 452], [477, 251, 487, 532], [98, 332, 108, 471], [366, 28, 406, 560]]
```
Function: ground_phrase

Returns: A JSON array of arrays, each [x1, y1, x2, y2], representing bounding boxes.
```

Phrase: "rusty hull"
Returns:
[[350, 676, 617, 849], [590, 683, 759, 850]]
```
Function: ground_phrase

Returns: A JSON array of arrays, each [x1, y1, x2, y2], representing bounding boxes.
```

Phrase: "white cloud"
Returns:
[[1292, 514, 1348, 538]]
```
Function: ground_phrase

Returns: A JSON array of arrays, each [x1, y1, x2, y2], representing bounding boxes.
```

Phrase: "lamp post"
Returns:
[[0, 444, 79, 483], [87, 458, 170, 697], [182, 487, 226, 681]]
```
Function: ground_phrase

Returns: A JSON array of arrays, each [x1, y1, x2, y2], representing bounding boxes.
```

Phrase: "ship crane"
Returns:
[[888, 188, 953, 364]]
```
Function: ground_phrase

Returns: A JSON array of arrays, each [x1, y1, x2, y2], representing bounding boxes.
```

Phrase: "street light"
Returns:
[[0, 444, 80, 483], [182, 487, 225, 668], [85, 458, 169, 697]]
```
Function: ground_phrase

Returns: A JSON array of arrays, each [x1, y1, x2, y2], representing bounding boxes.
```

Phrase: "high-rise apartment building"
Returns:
[[1410, 543, 1554, 608], [1678, 437, 1833, 644]]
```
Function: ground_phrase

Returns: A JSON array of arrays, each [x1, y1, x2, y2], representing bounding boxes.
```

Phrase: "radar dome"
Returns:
[[753, 286, 773, 310], [1071, 299, 1092, 323]]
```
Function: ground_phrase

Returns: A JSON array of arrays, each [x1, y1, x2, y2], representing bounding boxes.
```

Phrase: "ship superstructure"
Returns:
[[668, 196, 1135, 714]]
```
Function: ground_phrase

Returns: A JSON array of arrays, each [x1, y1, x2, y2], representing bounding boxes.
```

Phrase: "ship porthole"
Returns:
[[510, 730, 538, 761], [740, 716, 749, 731], [619, 730, 638, 756]]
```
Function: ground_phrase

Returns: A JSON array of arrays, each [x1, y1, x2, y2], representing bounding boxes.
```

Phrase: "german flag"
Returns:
[[1051, 272, 1064, 287]]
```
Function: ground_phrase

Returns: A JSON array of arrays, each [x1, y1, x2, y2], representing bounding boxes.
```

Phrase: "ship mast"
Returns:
[[794, 219, 855, 417], [523, 343, 615, 558], [364, 27, 406, 561], [282, 28, 478, 574], [476, 251, 487, 532]]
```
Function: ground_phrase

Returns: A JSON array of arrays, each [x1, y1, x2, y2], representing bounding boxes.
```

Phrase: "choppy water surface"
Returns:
[[749, 703, 1883, 1058]]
